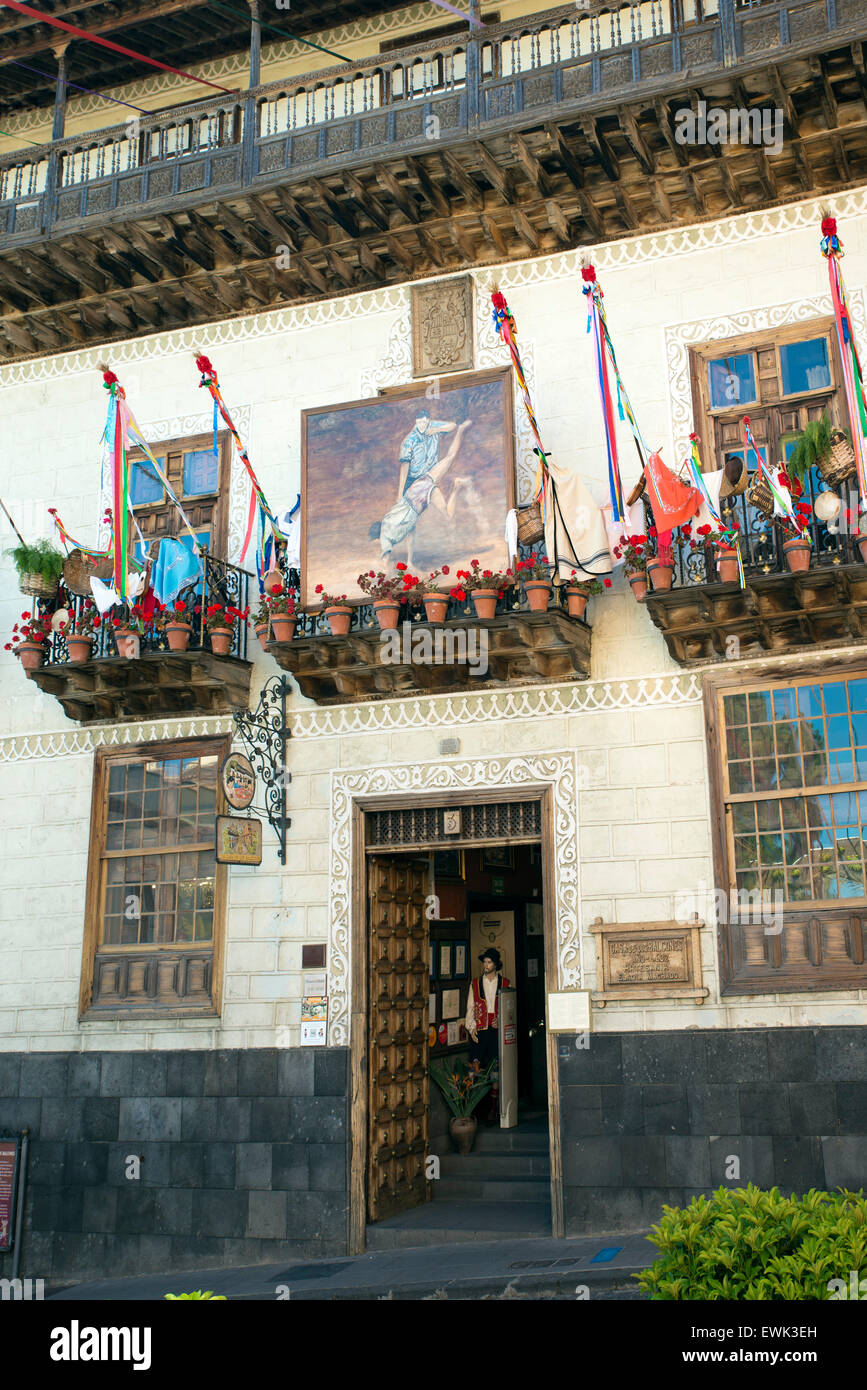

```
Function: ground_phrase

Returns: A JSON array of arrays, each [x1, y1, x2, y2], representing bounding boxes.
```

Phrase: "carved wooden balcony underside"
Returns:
[[26, 650, 252, 723], [268, 611, 591, 703], [644, 564, 867, 666]]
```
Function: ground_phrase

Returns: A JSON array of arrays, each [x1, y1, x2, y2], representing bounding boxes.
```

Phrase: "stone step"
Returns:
[[472, 1126, 549, 1154], [432, 1175, 550, 1202], [439, 1152, 551, 1179], [365, 1200, 552, 1250]]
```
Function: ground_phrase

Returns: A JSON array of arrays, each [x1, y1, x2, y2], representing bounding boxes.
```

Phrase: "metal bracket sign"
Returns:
[[232, 674, 292, 864], [0, 1137, 21, 1250]]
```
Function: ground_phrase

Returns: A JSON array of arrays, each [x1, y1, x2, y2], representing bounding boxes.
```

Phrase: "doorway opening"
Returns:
[[363, 831, 553, 1250]]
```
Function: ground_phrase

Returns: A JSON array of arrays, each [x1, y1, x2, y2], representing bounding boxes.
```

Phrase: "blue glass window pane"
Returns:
[[707, 354, 757, 409], [183, 449, 219, 496], [780, 339, 831, 395], [130, 458, 165, 506]]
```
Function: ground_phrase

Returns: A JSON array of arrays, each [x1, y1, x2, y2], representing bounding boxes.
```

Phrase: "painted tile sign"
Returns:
[[0, 1139, 19, 1250]]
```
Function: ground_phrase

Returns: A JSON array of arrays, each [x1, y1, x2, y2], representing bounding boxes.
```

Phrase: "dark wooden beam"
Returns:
[[580, 117, 619, 181], [310, 177, 359, 239], [544, 122, 585, 188], [404, 155, 450, 218], [545, 199, 572, 245], [341, 169, 391, 232], [215, 203, 272, 260], [386, 233, 415, 273], [273, 186, 330, 245], [618, 107, 654, 175], [473, 141, 516, 203], [440, 151, 485, 210], [510, 207, 538, 252], [415, 226, 446, 268], [654, 98, 689, 167], [510, 131, 552, 195], [247, 194, 299, 254], [480, 212, 509, 258], [375, 164, 421, 224], [448, 221, 477, 262]]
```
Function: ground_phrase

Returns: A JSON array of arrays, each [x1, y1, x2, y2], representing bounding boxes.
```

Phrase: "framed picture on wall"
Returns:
[[433, 848, 465, 882], [453, 941, 469, 979], [482, 845, 514, 872], [439, 943, 452, 979], [301, 367, 516, 606]]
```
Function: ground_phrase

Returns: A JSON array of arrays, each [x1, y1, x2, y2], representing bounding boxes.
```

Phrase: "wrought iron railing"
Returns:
[[42, 553, 249, 662], [0, 0, 850, 239], [648, 474, 863, 588]]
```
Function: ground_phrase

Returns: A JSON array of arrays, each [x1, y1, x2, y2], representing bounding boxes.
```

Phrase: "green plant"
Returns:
[[515, 553, 552, 581], [567, 570, 613, 595], [163, 1290, 227, 1300], [5, 538, 65, 585], [429, 1058, 495, 1118], [613, 533, 651, 574], [449, 559, 513, 600], [786, 416, 833, 483], [635, 1184, 867, 1301], [264, 582, 297, 617], [356, 566, 415, 602]]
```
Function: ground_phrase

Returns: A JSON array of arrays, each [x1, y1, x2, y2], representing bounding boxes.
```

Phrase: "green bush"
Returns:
[[163, 1289, 227, 1300], [635, 1184, 867, 1300]]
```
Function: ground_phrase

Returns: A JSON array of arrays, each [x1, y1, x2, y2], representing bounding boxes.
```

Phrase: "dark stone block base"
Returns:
[[558, 1027, 867, 1236], [0, 1048, 349, 1283]]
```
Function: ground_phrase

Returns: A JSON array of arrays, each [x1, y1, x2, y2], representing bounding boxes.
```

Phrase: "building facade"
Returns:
[[1, 0, 867, 1283]]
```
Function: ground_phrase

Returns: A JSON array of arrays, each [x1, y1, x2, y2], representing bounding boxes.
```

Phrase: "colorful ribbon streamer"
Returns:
[[685, 434, 745, 587], [103, 374, 131, 599], [119, 399, 201, 549], [491, 290, 549, 512], [581, 264, 647, 525], [742, 416, 803, 532], [195, 353, 284, 590], [821, 216, 867, 507], [47, 508, 110, 559]]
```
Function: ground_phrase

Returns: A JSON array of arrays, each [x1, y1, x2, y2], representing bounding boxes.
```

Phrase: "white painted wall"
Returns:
[[2, 187, 867, 1051]]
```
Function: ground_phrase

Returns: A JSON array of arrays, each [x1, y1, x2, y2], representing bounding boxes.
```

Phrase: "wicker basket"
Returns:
[[19, 571, 59, 600], [747, 475, 775, 520], [720, 455, 749, 498], [818, 430, 857, 489], [516, 502, 544, 546], [62, 548, 113, 597]]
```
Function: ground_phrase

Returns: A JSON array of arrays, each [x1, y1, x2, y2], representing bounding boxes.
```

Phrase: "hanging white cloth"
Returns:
[[542, 457, 612, 581], [602, 499, 646, 567], [504, 508, 519, 563]]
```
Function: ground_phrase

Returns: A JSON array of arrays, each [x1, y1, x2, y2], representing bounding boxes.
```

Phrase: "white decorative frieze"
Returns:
[[327, 753, 580, 1046]]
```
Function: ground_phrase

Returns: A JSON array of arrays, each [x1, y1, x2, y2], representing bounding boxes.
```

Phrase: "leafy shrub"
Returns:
[[163, 1290, 227, 1300], [635, 1184, 867, 1300]]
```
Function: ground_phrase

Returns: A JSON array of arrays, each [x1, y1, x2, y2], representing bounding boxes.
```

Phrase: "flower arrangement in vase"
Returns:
[[57, 599, 101, 661], [683, 522, 742, 584], [264, 582, 298, 643], [5, 610, 53, 671], [564, 570, 612, 619], [205, 602, 249, 655], [780, 499, 814, 572], [110, 602, 148, 659], [356, 563, 417, 630], [402, 567, 452, 623], [449, 559, 513, 620], [157, 594, 199, 652], [314, 585, 351, 635], [429, 1058, 495, 1156], [613, 534, 651, 601], [515, 553, 553, 611]]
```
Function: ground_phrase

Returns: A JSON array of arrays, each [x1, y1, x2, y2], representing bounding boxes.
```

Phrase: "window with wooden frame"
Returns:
[[705, 665, 867, 995], [128, 429, 231, 562], [80, 737, 229, 1019], [690, 317, 847, 481]]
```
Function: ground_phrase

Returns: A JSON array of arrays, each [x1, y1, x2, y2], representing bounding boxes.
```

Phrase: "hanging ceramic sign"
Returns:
[[220, 750, 256, 810]]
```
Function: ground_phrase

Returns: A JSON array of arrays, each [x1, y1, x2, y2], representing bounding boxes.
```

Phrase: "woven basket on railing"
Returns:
[[62, 548, 113, 597], [516, 501, 544, 546], [747, 474, 775, 520], [19, 571, 59, 600], [819, 429, 857, 489]]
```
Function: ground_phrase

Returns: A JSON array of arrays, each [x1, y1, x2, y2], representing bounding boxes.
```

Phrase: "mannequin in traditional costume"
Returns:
[[465, 947, 511, 1125]]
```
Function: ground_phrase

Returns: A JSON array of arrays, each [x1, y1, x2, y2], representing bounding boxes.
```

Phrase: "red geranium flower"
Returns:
[[395, 562, 406, 571], [603, 578, 612, 588]]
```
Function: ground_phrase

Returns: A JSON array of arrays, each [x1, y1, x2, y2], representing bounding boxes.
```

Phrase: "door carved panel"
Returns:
[[367, 856, 430, 1224]]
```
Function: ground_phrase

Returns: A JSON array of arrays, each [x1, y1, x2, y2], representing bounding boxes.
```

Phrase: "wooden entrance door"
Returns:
[[367, 855, 430, 1224]]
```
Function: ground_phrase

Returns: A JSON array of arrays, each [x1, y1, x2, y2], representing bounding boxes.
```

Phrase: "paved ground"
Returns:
[[47, 1230, 653, 1301]]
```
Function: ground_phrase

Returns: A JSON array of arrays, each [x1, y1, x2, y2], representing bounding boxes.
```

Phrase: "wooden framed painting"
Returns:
[[300, 366, 516, 606], [482, 845, 515, 872]]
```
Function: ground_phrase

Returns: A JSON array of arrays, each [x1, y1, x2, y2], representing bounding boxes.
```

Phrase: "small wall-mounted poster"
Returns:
[[525, 903, 544, 936], [433, 848, 464, 881], [527, 958, 539, 978], [300, 997, 327, 1046], [446, 1020, 461, 1046], [428, 1025, 438, 1048], [441, 988, 461, 1020], [215, 815, 262, 865], [437, 1022, 448, 1046], [439, 943, 452, 979], [429, 992, 437, 1024], [453, 942, 468, 979]]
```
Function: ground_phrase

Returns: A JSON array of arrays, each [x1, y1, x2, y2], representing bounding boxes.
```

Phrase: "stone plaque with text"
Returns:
[[590, 918, 708, 1006]]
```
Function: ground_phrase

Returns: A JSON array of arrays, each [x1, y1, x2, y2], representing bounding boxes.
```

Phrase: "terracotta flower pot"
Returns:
[[209, 627, 233, 655], [523, 579, 553, 612], [423, 593, 449, 623], [66, 635, 93, 663], [325, 605, 352, 636], [783, 536, 811, 573], [263, 567, 283, 595], [16, 640, 45, 672], [373, 599, 401, 631], [471, 589, 498, 620], [716, 548, 739, 584], [627, 571, 648, 601], [255, 621, 270, 649], [565, 586, 588, 620], [858, 535, 867, 564], [165, 622, 191, 652], [270, 615, 296, 642], [646, 559, 673, 591], [448, 1115, 478, 1156], [115, 629, 140, 659]]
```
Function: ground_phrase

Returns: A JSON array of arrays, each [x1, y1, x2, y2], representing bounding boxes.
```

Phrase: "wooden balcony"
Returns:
[[643, 511, 867, 666], [267, 599, 591, 702], [1, 0, 865, 359]]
